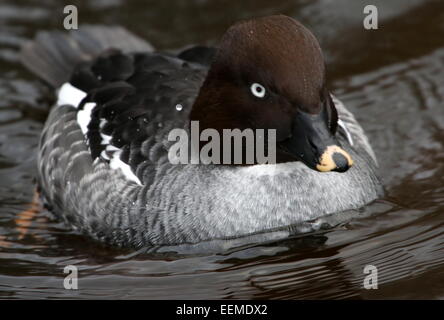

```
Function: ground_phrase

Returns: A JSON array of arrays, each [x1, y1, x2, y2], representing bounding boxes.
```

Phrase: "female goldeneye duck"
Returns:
[[20, 15, 383, 248]]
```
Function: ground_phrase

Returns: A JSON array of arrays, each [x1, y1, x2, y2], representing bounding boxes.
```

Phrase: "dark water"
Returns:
[[0, 0, 443, 299]]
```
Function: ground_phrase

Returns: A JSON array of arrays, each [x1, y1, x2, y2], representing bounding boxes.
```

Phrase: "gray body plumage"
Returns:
[[38, 96, 382, 247]]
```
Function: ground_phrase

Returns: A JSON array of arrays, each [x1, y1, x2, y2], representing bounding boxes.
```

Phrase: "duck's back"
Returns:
[[71, 50, 208, 180]]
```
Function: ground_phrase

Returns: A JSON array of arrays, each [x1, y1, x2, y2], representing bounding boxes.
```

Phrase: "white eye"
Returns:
[[250, 83, 266, 98]]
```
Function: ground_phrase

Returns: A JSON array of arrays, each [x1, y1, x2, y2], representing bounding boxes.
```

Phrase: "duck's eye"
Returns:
[[250, 83, 266, 98]]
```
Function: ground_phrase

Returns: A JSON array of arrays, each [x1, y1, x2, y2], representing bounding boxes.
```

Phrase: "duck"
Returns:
[[20, 15, 383, 248]]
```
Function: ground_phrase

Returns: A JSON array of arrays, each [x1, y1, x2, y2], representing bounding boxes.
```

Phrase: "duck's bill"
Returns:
[[278, 109, 353, 172]]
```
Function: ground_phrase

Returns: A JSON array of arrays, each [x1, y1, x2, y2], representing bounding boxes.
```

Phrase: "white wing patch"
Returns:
[[77, 102, 96, 135], [57, 82, 86, 107], [337, 119, 354, 146], [109, 149, 142, 185], [331, 94, 378, 165], [56, 82, 143, 185]]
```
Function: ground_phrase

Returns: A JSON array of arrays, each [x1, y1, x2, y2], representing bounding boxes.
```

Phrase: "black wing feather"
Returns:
[[72, 49, 208, 183]]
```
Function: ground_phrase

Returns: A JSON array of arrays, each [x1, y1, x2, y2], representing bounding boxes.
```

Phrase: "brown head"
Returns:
[[190, 15, 353, 172]]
